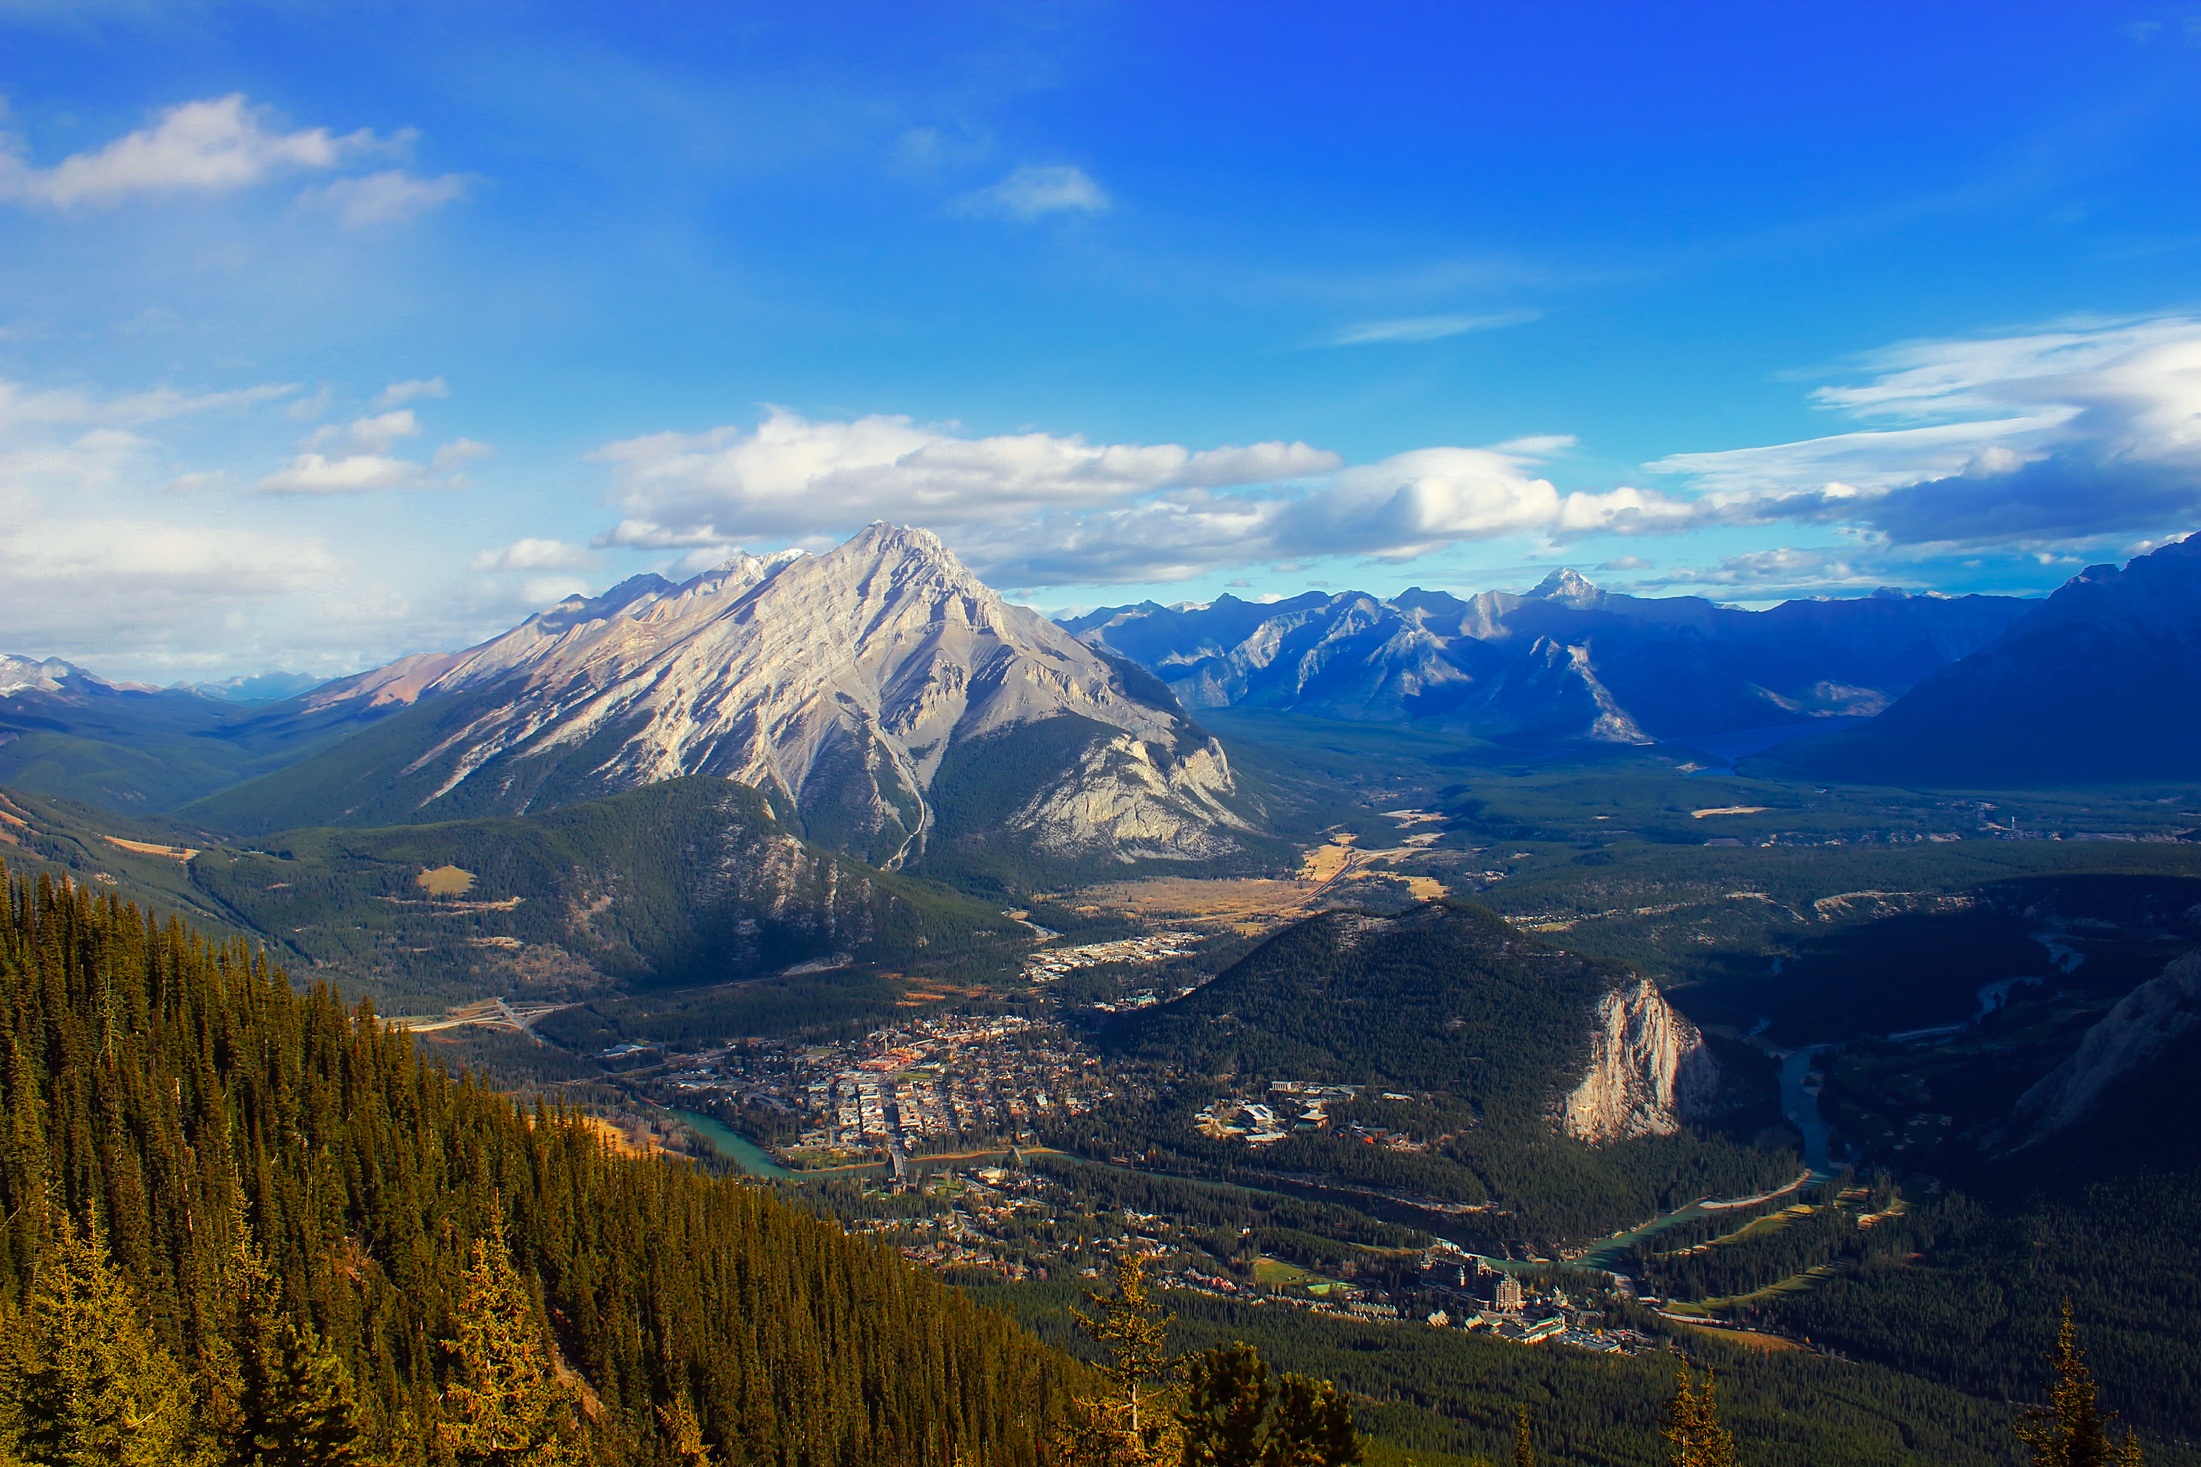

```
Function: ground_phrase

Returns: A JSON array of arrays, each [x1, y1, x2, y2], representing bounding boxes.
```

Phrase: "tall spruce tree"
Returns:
[[1173, 1343, 1361, 1467], [0, 1215, 198, 1467], [2018, 1302, 2137, 1467], [210, 1230, 368, 1467], [1513, 1404, 1536, 1467], [1662, 1364, 1738, 1467], [1061, 1254, 1180, 1467], [435, 1233, 586, 1467], [1179, 1343, 1271, 1467], [1260, 1374, 1360, 1467]]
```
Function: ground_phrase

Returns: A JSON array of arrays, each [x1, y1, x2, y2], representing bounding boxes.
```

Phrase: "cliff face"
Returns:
[[1563, 977, 1723, 1143], [2006, 951, 2201, 1147]]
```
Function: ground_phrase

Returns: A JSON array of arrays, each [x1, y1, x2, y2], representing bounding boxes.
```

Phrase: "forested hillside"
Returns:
[[0, 863, 1072, 1465], [1076, 902, 1792, 1243]]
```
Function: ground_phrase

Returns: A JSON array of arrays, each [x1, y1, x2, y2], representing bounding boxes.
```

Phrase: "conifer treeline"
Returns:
[[0, 865, 1071, 1464]]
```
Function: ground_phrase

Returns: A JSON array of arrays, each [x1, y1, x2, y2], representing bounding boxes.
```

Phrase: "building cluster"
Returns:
[[667, 1015, 1108, 1160], [1021, 930, 1200, 985], [1193, 1081, 1362, 1146], [1417, 1251, 1656, 1355]]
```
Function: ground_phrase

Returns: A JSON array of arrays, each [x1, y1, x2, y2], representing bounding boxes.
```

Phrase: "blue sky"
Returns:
[[4, 1, 2201, 679]]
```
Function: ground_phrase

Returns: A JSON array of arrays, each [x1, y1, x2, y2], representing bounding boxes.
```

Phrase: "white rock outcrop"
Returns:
[[306, 523, 1245, 865], [2005, 951, 2201, 1147], [1562, 977, 1722, 1143]]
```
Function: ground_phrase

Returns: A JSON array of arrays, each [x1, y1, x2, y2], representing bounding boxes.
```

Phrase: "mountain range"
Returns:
[[1067, 569, 2032, 749], [1073, 535, 2201, 785], [1776, 536, 2201, 785]]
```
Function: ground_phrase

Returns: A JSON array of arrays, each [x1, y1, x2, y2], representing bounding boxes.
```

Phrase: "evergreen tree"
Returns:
[[212, 1231, 368, 1467], [1662, 1364, 1739, 1467], [436, 1233, 586, 1467], [0, 866, 1068, 1466], [655, 1396, 711, 1466], [0, 1214, 198, 1467], [1260, 1374, 1360, 1467], [1513, 1403, 1536, 1467], [1179, 1343, 1271, 1467], [1061, 1254, 1180, 1467], [2017, 1302, 2131, 1467]]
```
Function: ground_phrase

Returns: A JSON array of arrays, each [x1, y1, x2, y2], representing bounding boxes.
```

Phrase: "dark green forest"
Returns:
[[1073, 902, 1794, 1242], [0, 862, 1072, 1465]]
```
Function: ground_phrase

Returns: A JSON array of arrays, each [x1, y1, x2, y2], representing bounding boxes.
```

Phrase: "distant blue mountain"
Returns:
[[1776, 536, 2201, 786], [1065, 571, 2032, 748]]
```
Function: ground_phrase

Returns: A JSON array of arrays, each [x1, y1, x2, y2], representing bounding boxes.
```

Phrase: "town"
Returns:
[[655, 1014, 1111, 1165], [827, 1157, 1660, 1357]]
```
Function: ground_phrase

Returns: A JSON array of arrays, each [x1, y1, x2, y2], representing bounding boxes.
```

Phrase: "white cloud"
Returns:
[[471, 538, 593, 572], [312, 409, 420, 454], [953, 164, 1109, 219], [0, 378, 293, 431], [1326, 309, 1542, 346], [306, 169, 467, 226], [1648, 416, 2059, 498], [375, 377, 449, 409], [955, 441, 1693, 584], [257, 453, 425, 495], [591, 411, 1687, 586], [432, 438, 494, 471], [1647, 314, 2201, 547], [592, 407, 1335, 547], [0, 95, 393, 207], [0, 382, 348, 663], [262, 411, 484, 493]]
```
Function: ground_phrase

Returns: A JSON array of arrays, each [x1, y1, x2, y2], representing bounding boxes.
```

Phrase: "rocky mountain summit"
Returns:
[[1067, 570, 2029, 747], [201, 524, 1248, 867]]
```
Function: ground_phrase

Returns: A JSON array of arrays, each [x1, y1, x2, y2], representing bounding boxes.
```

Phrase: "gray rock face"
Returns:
[[1066, 571, 2029, 745], [1563, 977, 1723, 1143], [2008, 951, 2201, 1146], [304, 523, 1246, 866]]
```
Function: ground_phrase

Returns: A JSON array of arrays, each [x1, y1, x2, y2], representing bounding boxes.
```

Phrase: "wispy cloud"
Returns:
[[1325, 308, 1541, 346], [304, 169, 467, 227], [260, 403, 486, 495], [952, 164, 1109, 220], [0, 95, 398, 207], [375, 377, 449, 409], [470, 537, 594, 572], [1651, 314, 2201, 548]]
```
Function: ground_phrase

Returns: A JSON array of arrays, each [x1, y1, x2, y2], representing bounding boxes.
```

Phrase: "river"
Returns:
[[1777, 1045, 1838, 1176], [669, 1108, 794, 1179]]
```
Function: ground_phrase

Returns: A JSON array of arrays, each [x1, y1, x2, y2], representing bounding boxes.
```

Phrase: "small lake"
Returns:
[[670, 1109, 793, 1179]]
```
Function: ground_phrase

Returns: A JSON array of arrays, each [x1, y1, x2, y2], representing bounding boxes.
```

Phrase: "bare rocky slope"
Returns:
[[1067, 569, 2029, 747], [1562, 976, 1723, 1143], [187, 524, 1252, 869]]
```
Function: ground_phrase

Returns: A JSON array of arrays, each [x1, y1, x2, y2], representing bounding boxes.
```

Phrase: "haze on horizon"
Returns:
[[4, 1, 2201, 683]]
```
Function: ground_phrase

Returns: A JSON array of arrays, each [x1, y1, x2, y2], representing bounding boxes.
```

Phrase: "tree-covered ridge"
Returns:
[[1105, 902, 1614, 1114], [1083, 902, 1789, 1242], [0, 862, 1071, 1464]]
